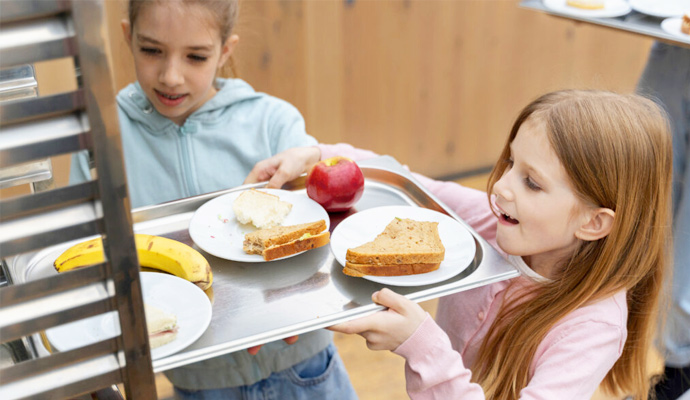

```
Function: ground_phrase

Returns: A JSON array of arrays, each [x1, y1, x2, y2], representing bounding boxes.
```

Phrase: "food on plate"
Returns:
[[344, 218, 445, 277], [232, 189, 292, 229], [53, 234, 213, 290], [565, 0, 604, 10], [243, 219, 330, 261], [306, 156, 365, 212], [682, 12, 690, 35], [145, 303, 178, 349]]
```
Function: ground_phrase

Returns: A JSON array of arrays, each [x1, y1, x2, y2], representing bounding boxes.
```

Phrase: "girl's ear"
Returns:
[[121, 19, 133, 49], [218, 34, 240, 69], [575, 207, 615, 241]]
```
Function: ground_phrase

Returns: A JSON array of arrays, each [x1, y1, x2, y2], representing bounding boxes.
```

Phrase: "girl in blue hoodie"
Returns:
[[70, 0, 355, 399]]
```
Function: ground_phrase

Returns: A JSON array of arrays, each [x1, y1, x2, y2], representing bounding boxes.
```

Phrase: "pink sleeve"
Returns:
[[394, 315, 486, 400], [395, 311, 624, 400], [410, 173, 498, 250], [317, 143, 379, 161]]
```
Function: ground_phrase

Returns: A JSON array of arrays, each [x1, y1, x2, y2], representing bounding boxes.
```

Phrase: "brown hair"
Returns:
[[477, 90, 672, 399], [127, 0, 239, 77]]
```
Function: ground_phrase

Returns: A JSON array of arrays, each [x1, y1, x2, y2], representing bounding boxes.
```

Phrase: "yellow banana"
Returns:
[[54, 234, 213, 290]]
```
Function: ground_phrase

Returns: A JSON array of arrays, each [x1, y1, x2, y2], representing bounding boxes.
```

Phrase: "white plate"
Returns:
[[330, 206, 476, 286], [543, 0, 632, 18], [45, 272, 212, 360], [188, 189, 330, 263], [630, 0, 687, 18], [661, 17, 690, 40]]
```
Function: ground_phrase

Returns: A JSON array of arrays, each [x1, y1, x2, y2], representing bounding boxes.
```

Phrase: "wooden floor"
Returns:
[[153, 174, 662, 399]]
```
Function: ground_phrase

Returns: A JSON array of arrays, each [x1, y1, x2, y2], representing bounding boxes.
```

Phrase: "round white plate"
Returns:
[[45, 272, 212, 360], [330, 206, 476, 286], [661, 17, 690, 40], [188, 189, 330, 263], [630, 0, 687, 18], [543, 0, 632, 18]]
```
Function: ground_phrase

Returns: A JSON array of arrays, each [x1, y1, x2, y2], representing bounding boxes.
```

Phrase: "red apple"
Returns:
[[306, 156, 365, 212]]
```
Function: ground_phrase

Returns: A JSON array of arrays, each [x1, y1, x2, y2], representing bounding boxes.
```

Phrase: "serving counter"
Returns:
[[520, 0, 690, 48]]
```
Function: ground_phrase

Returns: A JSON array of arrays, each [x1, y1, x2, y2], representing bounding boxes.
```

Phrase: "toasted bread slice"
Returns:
[[346, 218, 445, 265], [343, 262, 440, 277], [262, 231, 330, 261], [233, 189, 292, 229], [243, 220, 329, 260]]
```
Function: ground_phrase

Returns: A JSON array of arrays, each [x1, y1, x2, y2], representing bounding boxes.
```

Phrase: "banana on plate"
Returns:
[[53, 234, 213, 290]]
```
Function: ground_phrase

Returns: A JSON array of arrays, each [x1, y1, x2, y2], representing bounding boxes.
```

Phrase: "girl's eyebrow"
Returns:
[[136, 34, 213, 51], [510, 143, 548, 182]]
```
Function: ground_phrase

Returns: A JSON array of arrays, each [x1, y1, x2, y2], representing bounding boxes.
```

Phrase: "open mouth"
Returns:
[[154, 89, 188, 106], [500, 211, 519, 225]]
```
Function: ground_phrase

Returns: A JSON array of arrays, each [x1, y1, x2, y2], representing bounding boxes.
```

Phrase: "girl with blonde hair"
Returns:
[[323, 89, 673, 399]]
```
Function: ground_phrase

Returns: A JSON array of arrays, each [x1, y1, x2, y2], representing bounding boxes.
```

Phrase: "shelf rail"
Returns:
[[0, 1, 156, 398]]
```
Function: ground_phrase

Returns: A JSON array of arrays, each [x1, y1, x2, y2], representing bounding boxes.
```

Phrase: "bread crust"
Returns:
[[682, 13, 690, 35], [244, 220, 327, 254], [262, 231, 330, 261], [344, 262, 440, 277]]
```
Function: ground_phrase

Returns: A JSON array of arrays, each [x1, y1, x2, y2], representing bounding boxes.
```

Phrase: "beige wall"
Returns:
[[4, 0, 653, 198]]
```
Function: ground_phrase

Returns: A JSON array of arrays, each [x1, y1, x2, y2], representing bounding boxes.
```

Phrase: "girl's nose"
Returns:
[[159, 60, 184, 87], [492, 172, 514, 202]]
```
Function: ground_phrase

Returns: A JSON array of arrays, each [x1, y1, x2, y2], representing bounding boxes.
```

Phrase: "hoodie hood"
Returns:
[[116, 78, 264, 132]]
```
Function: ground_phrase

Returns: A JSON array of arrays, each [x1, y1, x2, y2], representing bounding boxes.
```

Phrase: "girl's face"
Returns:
[[492, 118, 593, 277], [123, 2, 237, 125]]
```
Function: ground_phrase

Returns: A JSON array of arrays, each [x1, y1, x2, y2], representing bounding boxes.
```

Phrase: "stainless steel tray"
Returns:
[[8, 155, 518, 373], [520, 0, 690, 48]]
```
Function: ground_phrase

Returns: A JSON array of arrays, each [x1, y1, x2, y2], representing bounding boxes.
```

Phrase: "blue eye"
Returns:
[[524, 177, 541, 191]]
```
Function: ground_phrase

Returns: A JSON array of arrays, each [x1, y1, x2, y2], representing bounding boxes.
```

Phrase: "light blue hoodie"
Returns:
[[70, 78, 331, 388], [71, 78, 317, 208]]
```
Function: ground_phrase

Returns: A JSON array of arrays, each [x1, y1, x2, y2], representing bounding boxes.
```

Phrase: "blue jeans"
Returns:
[[173, 343, 358, 400], [637, 42, 690, 368]]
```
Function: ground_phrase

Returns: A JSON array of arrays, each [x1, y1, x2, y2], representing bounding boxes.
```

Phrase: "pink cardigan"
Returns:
[[319, 143, 628, 400]]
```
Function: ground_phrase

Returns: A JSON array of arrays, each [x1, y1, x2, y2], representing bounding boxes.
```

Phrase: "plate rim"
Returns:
[[543, 0, 633, 18], [630, 0, 686, 18], [188, 188, 330, 263], [330, 205, 477, 286], [661, 17, 690, 40], [45, 271, 212, 360]]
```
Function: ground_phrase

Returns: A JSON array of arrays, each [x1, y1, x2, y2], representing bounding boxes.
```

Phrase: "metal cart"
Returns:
[[0, 1, 156, 398]]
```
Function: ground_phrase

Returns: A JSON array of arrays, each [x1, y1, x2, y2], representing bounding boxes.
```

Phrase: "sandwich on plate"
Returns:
[[344, 218, 445, 277], [243, 219, 330, 261], [233, 189, 292, 229], [145, 303, 178, 349]]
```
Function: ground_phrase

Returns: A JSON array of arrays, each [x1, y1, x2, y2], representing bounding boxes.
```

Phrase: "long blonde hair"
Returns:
[[477, 90, 672, 399]]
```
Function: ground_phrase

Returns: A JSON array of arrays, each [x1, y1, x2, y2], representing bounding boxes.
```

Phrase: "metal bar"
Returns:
[[0, 181, 98, 222], [0, 262, 107, 307], [0, 354, 122, 400], [0, 0, 72, 24], [0, 338, 118, 385], [0, 211, 103, 258], [0, 15, 78, 68], [0, 296, 114, 343], [0, 90, 85, 126], [0, 113, 89, 168], [71, 1, 156, 397]]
